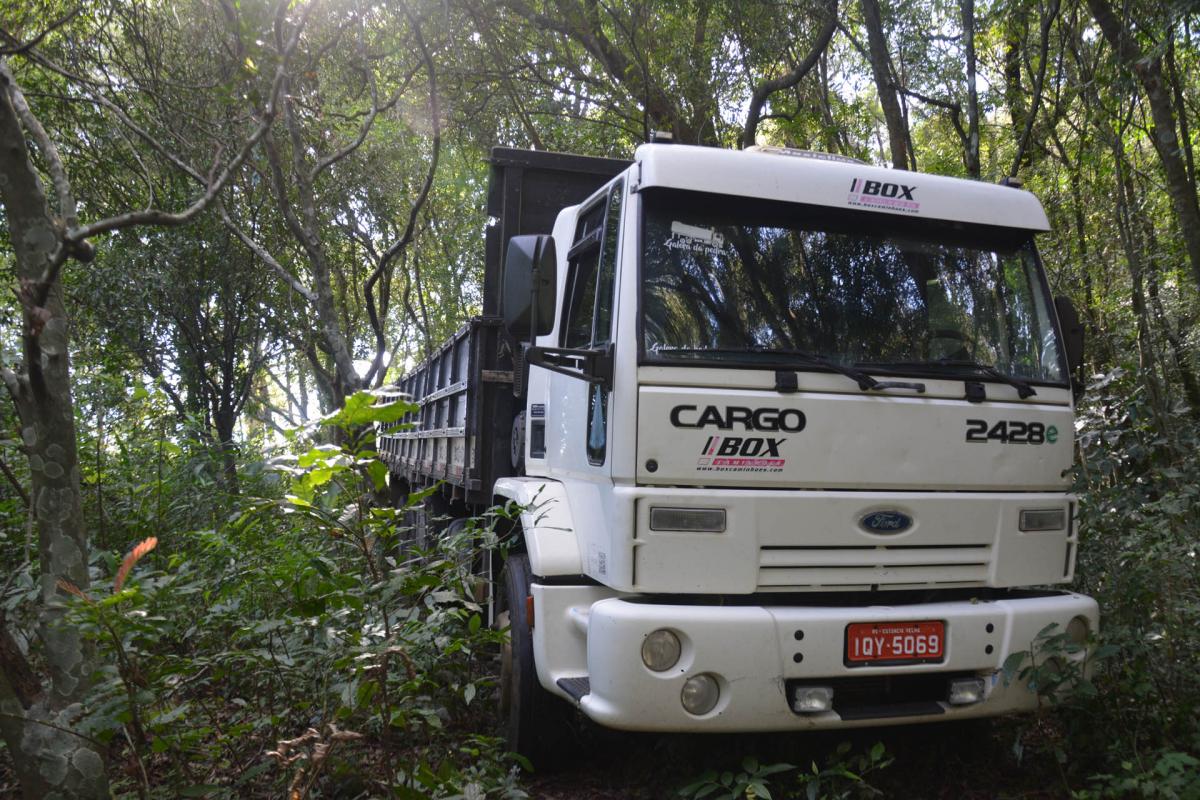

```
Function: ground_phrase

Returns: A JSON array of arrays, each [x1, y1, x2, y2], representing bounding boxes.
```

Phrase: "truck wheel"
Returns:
[[498, 553, 573, 768]]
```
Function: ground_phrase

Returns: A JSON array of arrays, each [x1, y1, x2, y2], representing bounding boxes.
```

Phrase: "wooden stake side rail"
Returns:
[[379, 317, 514, 504]]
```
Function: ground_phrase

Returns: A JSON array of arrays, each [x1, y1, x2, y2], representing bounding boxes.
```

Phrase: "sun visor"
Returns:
[[634, 144, 1050, 232]]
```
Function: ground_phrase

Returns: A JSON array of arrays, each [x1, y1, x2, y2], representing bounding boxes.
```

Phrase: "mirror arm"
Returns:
[[526, 345, 613, 390]]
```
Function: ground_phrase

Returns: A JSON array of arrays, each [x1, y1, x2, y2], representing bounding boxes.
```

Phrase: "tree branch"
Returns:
[[218, 202, 317, 303], [364, 6, 441, 387], [0, 60, 77, 230], [0, 366, 26, 409], [11, 0, 312, 314], [310, 72, 400, 180], [896, 84, 968, 144], [0, 458, 29, 507], [1009, 0, 1062, 177], [742, 0, 838, 148], [0, 8, 80, 56]]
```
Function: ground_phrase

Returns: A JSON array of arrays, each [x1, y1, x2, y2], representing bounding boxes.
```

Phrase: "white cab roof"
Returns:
[[633, 143, 1050, 232]]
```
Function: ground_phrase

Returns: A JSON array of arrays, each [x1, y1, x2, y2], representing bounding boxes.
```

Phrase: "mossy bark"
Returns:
[[0, 63, 110, 800]]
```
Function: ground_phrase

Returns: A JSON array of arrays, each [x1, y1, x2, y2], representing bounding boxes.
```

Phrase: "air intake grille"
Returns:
[[758, 544, 991, 590]]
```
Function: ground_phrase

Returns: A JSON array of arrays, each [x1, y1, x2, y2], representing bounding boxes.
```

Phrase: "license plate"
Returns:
[[845, 620, 945, 666]]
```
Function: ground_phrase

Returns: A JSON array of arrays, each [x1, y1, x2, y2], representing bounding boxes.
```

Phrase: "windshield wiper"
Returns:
[[766, 348, 914, 393], [652, 347, 925, 394], [859, 359, 1037, 399], [942, 360, 1037, 399]]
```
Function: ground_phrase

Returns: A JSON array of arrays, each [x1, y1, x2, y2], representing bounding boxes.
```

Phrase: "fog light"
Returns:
[[791, 685, 834, 714], [1019, 508, 1066, 531], [948, 677, 986, 706], [650, 507, 726, 532], [681, 674, 720, 715], [641, 629, 681, 672], [1066, 616, 1089, 646]]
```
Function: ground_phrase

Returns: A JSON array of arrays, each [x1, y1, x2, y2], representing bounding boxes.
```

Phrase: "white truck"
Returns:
[[379, 143, 1098, 763]]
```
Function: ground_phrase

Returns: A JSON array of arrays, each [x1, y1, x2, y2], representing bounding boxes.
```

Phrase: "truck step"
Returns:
[[556, 676, 591, 701]]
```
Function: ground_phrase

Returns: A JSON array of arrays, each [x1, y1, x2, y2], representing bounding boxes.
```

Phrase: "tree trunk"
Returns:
[[1136, 180, 1200, 413], [0, 65, 110, 800], [1004, 31, 1027, 145], [1062, 139, 1112, 370], [860, 0, 909, 169], [1087, 0, 1200, 292], [214, 409, 241, 495], [1113, 141, 1171, 435], [960, 0, 981, 178]]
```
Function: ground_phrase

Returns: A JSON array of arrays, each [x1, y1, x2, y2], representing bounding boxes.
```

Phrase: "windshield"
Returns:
[[641, 189, 1066, 385]]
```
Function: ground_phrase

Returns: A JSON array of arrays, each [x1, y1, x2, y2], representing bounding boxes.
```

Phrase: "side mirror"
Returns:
[[502, 235, 557, 339], [1054, 295, 1085, 372]]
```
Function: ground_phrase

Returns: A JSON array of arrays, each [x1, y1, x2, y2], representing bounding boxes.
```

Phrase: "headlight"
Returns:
[[681, 674, 720, 715], [641, 629, 681, 672]]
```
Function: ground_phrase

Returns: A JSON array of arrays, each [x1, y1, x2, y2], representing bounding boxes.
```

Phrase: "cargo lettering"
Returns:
[[671, 404, 806, 432]]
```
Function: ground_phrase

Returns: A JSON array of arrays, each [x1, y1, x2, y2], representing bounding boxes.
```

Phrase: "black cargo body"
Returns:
[[379, 147, 629, 507]]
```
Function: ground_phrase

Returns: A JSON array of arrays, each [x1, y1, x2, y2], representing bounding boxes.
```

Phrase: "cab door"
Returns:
[[539, 179, 624, 478]]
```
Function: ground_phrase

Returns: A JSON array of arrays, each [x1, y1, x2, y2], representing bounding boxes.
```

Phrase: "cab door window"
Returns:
[[560, 181, 623, 463]]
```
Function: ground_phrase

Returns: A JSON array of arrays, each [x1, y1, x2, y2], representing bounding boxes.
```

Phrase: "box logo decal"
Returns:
[[848, 178, 920, 214], [696, 436, 786, 473]]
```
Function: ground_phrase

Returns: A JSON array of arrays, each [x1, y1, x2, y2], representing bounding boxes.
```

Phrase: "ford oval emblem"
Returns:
[[859, 511, 913, 535]]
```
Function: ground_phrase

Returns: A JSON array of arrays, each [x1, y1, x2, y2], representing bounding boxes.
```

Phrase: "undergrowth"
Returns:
[[5, 369, 1200, 798], [30, 391, 526, 798]]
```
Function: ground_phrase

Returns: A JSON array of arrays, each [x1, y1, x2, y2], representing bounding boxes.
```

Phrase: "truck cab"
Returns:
[[382, 143, 1097, 760]]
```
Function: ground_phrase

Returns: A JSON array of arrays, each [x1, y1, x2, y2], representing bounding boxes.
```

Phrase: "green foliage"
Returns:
[[679, 743, 892, 800], [994, 369, 1200, 791], [790, 742, 892, 800], [679, 756, 797, 800], [1075, 749, 1200, 800], [320, 390, 419, 433], [52, 392, 519, 797], [999, 622, 1116, 705]]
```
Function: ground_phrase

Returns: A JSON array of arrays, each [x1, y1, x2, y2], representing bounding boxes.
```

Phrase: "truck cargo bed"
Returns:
[[379, 317, 514, 505], [380, 146, 628, 507]]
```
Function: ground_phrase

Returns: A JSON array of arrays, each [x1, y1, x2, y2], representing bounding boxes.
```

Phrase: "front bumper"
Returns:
[[533, 586, 1098, 732]]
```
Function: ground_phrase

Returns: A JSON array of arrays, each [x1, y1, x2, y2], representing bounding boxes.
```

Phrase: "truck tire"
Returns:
[[498, 553, 574, 768]]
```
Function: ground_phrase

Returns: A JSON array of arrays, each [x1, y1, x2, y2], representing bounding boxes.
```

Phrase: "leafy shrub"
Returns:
[[1075, 749, 1200, 800], [679, 743, 891, 800], [1010, 368, 1200, 789], [59, 391, 523, 798]]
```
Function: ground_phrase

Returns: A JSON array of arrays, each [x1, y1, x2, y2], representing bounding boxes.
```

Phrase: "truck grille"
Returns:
[[758, 544, 991, 590]]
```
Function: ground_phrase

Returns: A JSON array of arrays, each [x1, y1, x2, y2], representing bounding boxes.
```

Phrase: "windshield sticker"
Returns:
[[847, 178, 920, 214], [696, 436, 787, 473], [668, 221, 727, 256]]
